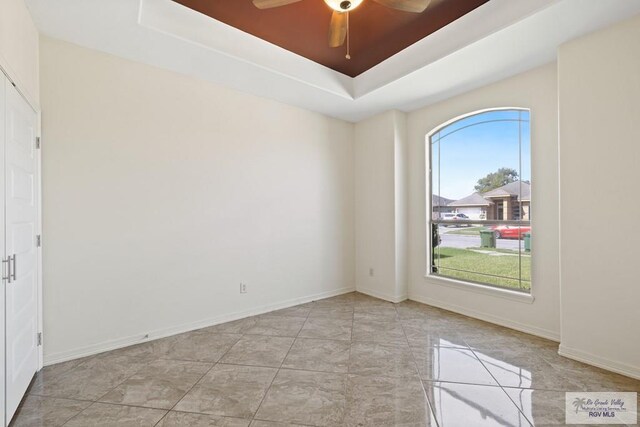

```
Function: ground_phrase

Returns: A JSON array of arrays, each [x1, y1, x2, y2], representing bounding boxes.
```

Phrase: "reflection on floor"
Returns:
[[11, 292, 640, 426]]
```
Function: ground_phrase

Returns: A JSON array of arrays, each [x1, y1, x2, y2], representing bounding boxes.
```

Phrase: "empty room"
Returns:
[[1, 0, 639, 425]]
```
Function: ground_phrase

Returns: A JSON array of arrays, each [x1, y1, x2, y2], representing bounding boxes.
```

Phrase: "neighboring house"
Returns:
[[432, 195, 454, 219], [447, 192, 492, 220], [483, 181, 531, 220], [448, 181, 531, 220]]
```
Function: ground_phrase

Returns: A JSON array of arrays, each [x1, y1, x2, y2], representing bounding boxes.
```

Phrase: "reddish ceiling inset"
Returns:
[[172, 0, 489, 77]]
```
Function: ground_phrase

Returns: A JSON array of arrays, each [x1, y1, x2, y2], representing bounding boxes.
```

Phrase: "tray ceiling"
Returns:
[[25, 0, 640, 121], [172, 0, 489, 77]]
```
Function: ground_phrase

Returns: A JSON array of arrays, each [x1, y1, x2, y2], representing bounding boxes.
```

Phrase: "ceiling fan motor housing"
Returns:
[[324, 0, 364, 12]]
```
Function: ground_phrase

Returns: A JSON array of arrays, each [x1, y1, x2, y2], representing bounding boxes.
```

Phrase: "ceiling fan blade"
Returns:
[[328, 11, 347, 48], [252, 0, 302, 9], [373, 0, 431, 13]]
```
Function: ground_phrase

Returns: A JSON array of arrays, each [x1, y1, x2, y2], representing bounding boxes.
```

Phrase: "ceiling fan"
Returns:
[[252, 0, 432, 58]]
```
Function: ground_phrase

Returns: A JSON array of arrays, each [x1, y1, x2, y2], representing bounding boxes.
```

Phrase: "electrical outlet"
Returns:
[[369, 268, 374, 277], [240, 283, 247, 294]]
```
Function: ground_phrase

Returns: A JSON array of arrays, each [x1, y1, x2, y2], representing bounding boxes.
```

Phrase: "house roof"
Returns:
[[432, 195, 454, 207], [448, 192, 493, 207], [483, 181, 531, 201]]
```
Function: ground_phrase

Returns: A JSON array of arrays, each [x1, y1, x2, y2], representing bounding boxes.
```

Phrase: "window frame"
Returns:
[[425, 107, 533, 295]]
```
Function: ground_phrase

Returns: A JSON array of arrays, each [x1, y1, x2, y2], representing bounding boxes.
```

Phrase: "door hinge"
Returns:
[[36, 235, 41, 247], [35, 136, 41, 149], [37, 332, 42, 346]]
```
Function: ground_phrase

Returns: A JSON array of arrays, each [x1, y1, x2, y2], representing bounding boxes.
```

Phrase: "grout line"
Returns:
[[39, 293, 561, 426], [151, 364, 215, 427], [152, 334, 245, 426], [24, 393, 96, 404], [91, 354, 166, 404], [35, 293, 594, 427], [153, 410, 253, 425], [394, 302, 442, 427], [468, 345, 535, 426], [343, 297, 355, 419], [248, 298, 315, 424], [60, 400, 99, 426], [61, 401, 170, 426], [218, 362, 344, 375], [56, 353, 162, 425], [55, 294, 355, 426], [63, 400, 170, 412]]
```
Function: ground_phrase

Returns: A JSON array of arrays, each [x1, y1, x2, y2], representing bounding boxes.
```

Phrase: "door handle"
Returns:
[[2, 257, 10, 283], [11, 254, 16, 281]]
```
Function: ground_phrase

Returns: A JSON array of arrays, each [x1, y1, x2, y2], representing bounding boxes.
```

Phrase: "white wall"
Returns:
[[0, 0, 39, 108], [40, 37, 355, 363], [558, 14, 640, 379], [393, 112, 409, 302], [406, 63, 561, 340], [354, 110, 408, 302]]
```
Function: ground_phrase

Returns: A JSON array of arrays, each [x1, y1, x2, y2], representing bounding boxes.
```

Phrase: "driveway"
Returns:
[[439, 227, 524, 251]]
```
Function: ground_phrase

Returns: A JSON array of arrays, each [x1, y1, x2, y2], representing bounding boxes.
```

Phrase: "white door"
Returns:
[[4, 78, 39, 422]]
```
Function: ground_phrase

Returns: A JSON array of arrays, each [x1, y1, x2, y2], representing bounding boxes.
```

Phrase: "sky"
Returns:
[[431, 110, 531, 200]]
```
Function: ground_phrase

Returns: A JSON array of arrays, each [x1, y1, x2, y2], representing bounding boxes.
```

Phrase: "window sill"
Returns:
[[423, 274, 535, 304]]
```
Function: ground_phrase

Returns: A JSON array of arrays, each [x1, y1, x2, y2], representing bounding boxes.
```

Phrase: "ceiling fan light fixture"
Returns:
[[324, 0, 364, 12]]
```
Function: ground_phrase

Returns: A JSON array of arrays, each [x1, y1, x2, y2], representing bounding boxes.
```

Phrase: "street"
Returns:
[[438, 226, 525, 251]]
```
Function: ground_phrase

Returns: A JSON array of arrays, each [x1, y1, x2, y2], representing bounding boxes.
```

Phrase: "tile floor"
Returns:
[[11, 292, 640, 426]]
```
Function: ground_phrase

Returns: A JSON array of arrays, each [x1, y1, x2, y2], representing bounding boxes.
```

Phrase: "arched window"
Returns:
[[428, 108, 531, 292]]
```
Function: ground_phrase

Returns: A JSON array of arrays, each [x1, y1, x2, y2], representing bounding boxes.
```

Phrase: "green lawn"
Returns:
[[445, 226, 488, 236], [433, 247, 531, 291]]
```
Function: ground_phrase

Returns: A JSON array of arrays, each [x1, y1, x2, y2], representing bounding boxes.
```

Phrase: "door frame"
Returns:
[[1, 58, 42, 427], [0, 65, 43, 370], [36, 110, 42, 370]]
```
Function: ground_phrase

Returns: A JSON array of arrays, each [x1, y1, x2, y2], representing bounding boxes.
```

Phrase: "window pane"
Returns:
[[429, 109, 531, 293], [439, 110, 523, 139], [431, 133, 442, 220], [432, 222, 530, 291]]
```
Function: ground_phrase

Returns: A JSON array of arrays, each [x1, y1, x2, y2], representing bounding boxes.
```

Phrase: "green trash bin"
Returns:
[[524, 232, 531, 252], [480, 230, 496, 248]]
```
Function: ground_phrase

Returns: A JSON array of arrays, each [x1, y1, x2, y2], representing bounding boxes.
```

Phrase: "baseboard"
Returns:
[[44, 286, 355, 366], [558, 344, 640, 380], [356, 286, 407, 303], [409, 294, 560, 342]]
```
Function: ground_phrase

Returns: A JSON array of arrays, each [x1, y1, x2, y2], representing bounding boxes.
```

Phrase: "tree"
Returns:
[[474, 167, 519, 193]]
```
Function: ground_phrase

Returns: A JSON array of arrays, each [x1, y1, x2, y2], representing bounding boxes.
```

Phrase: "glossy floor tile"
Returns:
[[297, 317, 352, 340], [63, 403, 167, 426], [255, 369, 347, 426], [14, 292, 640, 426], [424, 381, 531, 426], [219, 335, 294, 368], [345, 374, 436, 426], [29, 354, 149, 401], [156, 411, 250, 426], [9, 395, 90, 427], [155, 331, 242, 363], [351, 318, 406, 343], [281, 338, 350, 373], [98, 359, 213, 409], [348, 341, 418, 378], [503, 387, 571, 426], [173, 364, 277, 418], [411, 346, 498, 386], [243, 315, 306, 337]]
